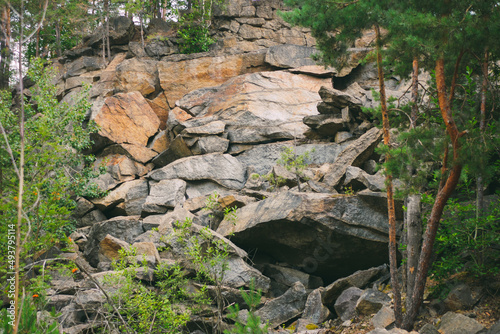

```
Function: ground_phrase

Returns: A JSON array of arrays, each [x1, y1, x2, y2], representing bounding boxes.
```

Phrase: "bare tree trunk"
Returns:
[[476, 49, 488, 265], [405, 194, 422, 310], [401, 56, 464, 331], [140, 12, 144, 49], [105, 0, 111, 62], [375, 24, 402, 327], [55, 20, 62, 57], [0, 5, 11, 90], [404, 57, 422, 306]]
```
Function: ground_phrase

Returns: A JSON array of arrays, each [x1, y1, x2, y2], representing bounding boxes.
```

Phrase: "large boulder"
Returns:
[[320, 127, 383, 189], [321, 265, 389, 306], [255, 281, 308, 328], [217, 191, 392, 282], [437, 312, 484, 334], [84, 216, 144, 267], [176, 70, 333, 144], [157, 51, 268, 107], [235, 141, 350, 175], [84, 16, 135, 47], [334, 287, 363, 321], [90, 179, 149, 215], [92, 91, 161, 150], [148, 153, 247, 190], [115, 58, 159, 96]]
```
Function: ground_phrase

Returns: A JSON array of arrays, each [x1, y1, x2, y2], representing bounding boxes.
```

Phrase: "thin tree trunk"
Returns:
[[410, 57, 418, 128], [105, 0, 111, 62], [375, 24, 402, 327], [55, 20, 62, 57], [14, 1, 26, 331], [140, 12, 144, 49], [35, 29, 39, 58], [404, 57, 422, 307], [405, 194, 422, 310], [0, 5, 11, 90], [401, 57, 464, 331], [476, 49, 488, 265]]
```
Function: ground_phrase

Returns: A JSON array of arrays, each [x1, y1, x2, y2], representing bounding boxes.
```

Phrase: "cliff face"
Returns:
[[36, 1, 423, 332]]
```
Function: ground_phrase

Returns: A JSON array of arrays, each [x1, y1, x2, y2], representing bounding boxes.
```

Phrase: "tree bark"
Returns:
[[405, 194, 422, 310], [401, 57, 463, 331], [0, 5, 11, 90], [476, 49, 488, 264], [55, 20, 62, 57], [375, 24, 402, 327], [105, 0, 111, 62]]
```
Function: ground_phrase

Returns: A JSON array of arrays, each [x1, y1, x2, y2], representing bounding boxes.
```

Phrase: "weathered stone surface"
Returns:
[[84, 216, 144, 267], [72, 197, 95, 218], [443, 283, 477, 311], [128, 41, 147, 58], [418, 324, 440, 334], [321, 265, 388, 306], [255, 281, 308, 328], [265, 44, 317, 69], [145, 39, 174, 57], [90, 179, 149, 214], [483, 320, 500, 334], [372, 305, 395, 329], [65, 76, 94, 92], [131, 241, 161, 266], [217, 192, 391, 282], [149, 153, 246, 190], [142, 179, 187, 215], [146, 92, 170, 130], [191, 135, 230, 155], [115, 58, 159, 96], [321, 127, 383, 188], [438, 312, 484, 334], [63, 46, 94, 60], [84, 16, 135, 47], [158, 52, 267, 107], [180, 120, 225, 136], [319, 86, 363, 111], [47, 295, 75, 311], [146, 18, 174, 36], [151, 135, 193, 168], [93, 91, 161, 147], [304, 115, 347, 137], [355, 289, 391, 315], [78, 210, 107, 228], [94, 153, 152, 185], [64, 57, 105, 78], [263, 264, 323, 290], [334, 287, 363, 321], [302, 288, 331, 324], [236, 141, 350, 175], [223, 256, 271, 292], [176, 71, 333, 144], [99, 234, 130, 261]]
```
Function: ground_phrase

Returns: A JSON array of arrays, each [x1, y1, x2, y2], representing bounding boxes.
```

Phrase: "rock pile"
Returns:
[[23, 1, 493, 333]]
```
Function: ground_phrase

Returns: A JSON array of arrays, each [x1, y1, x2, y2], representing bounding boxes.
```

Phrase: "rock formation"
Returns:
[[34, 1, 431, 332]]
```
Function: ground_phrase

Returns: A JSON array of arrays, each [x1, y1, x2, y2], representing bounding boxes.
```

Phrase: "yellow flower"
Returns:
[[71, 268, 78, 273], [32, 294, 39, 298]]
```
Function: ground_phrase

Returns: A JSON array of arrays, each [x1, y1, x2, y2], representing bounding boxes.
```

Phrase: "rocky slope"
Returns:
[[24, 1, 498, 333]]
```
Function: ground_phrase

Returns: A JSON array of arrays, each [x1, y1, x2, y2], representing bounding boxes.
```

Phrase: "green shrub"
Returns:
[[430, 196, 500, 279]]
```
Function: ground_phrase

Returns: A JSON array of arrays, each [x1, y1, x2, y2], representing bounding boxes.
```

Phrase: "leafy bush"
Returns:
[[0, 58, 99, 280], [430, 195, 500, 279], [178, 22, 215, 54]]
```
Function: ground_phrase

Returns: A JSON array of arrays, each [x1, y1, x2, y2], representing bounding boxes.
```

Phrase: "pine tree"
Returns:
[[282, 0, 500, 329]]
